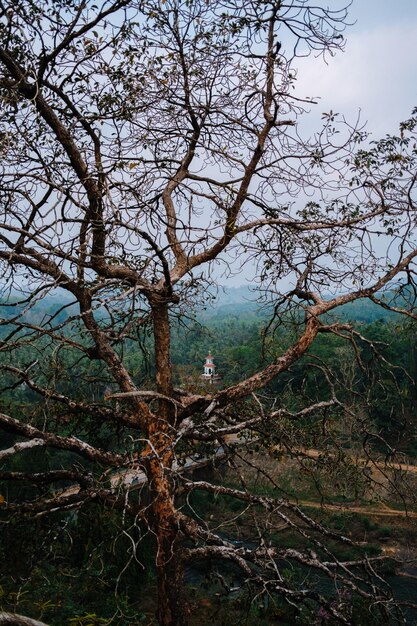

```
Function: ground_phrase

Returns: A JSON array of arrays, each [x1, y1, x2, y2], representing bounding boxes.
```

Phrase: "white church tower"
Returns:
[[201, 350, 220, 384]]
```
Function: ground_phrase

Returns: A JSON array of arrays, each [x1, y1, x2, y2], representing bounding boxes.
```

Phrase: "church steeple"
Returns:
[[201, 350, 220, 384], [203, 350, 215, 376]]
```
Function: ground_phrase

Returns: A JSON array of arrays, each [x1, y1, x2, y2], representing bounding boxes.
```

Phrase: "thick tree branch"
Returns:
[[0, 613, 49, 626], [0, 412, 125, 467]]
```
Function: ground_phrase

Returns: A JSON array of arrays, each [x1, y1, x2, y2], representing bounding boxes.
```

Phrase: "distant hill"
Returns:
[[214, 285, 258, 305], [197, 286, 263, 321], [0, 284, 413, 327], [201, 287, 417, 326]]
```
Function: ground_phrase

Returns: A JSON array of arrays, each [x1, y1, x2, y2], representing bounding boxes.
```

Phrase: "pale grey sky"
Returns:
[[295, 0, 417, 137], [219, 2, 417, 287]]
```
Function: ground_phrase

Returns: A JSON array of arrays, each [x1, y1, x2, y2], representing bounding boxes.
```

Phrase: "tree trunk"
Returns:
[[148, 301, 188, 626], [155, 532, 188, 626]]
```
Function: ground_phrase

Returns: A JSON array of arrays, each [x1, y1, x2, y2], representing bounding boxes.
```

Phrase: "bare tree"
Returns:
[[0, 1, 417, 624]]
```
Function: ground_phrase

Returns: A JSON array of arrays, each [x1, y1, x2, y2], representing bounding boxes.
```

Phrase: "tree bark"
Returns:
[[148, 301, 188, 626], [155, 533, 188, 626], [0, 613, 49, 626]]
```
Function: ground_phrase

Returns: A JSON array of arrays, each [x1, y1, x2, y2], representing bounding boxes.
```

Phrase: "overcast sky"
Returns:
[[295, 0, 417, 137], [222, 1, 417, 287]]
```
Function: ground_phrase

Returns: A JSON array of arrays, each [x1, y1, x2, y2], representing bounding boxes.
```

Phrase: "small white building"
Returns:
[[201, 350, 221, 384]]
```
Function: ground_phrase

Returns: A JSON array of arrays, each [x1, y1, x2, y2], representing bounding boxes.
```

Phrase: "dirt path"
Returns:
[[298, 447, 417, 475], [269, 446, 417, 519], [296, 498, 417, 519], [57, 441, 417, 521]]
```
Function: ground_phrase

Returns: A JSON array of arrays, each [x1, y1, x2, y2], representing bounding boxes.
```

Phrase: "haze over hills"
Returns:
[[203, 285, 400, 324], [0, 284, 407, 326]]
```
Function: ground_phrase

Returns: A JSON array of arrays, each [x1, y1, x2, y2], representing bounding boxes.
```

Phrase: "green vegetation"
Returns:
[[1, 295, 417, 624]]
